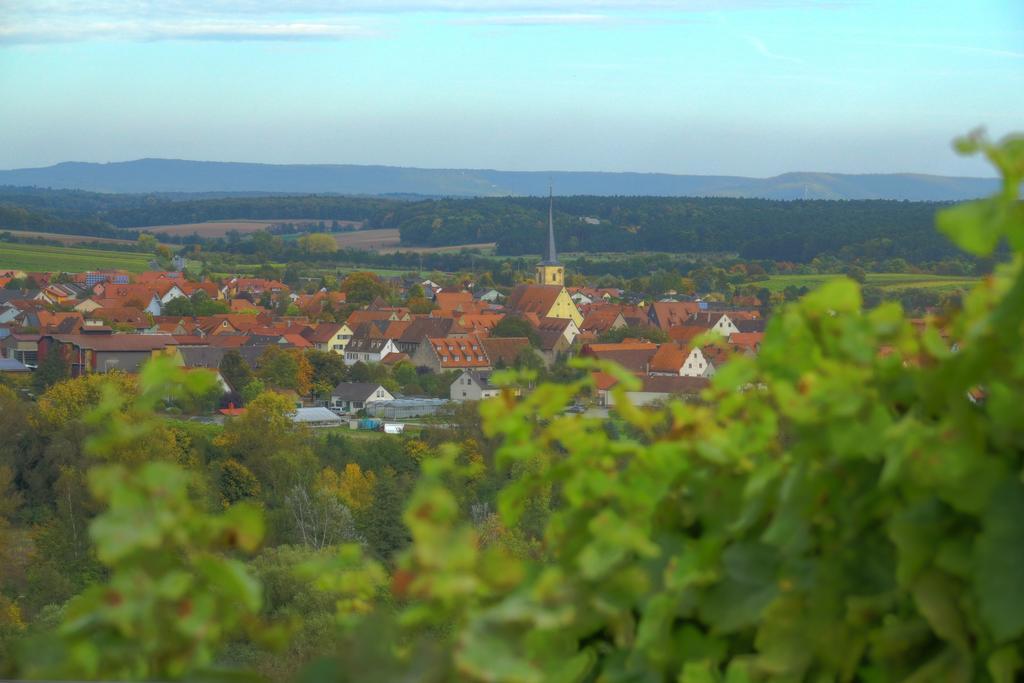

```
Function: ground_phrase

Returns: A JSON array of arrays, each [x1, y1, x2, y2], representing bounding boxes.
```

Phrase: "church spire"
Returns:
[[545, 185, 559, 265], [535, 185, 565, 287]]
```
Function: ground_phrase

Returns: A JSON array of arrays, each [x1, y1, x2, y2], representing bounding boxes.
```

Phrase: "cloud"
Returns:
[[0, 19, 378, 43], [3, 0, 853, 10], [0, 0, 853, 44], [448, 13, 610, 26]]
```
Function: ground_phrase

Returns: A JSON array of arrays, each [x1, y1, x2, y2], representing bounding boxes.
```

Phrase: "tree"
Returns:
[[33, 351, 69, 393], [217, 458, 261, 506], [161, 296, 193, 317], [340, 272, 389, 306], [36, 372, 137, 428], [136, 233, 158, 252], [284, 484, 359, 550], [257, 346, 312, 395], [305, 350, 347, 400], [298, 233, 338, 255], [190, 291, 228, 316], [317, 463, 377, 512], [597, 324, 669, 343], [240, 378, 266, 405], [219, 350, 253, 394], [489, 316, 540, 347]]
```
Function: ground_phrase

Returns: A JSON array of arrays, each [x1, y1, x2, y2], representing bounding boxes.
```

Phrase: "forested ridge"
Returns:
[[0, 185, 964, 264]]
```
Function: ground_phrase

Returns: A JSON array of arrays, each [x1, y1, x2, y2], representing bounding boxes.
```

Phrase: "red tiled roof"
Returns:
[[49, 333, 178, 352], [427, 333, 491, 369], [649, 343, 689, 374], [302, 322, 346, 344], [507, 284, 565, 317], [481, 337, 531, 366], [282, 334, 312, 348], [668, 325, 708, 343], [435, 291, 474, 311], [649, 302, 702, 330]]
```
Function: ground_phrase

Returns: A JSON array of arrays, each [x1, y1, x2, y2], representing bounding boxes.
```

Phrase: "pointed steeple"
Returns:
[[536, 185, 565, 286], [544, 185, 559, 265]]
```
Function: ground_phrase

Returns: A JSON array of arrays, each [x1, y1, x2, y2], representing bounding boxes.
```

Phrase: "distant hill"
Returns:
[[0, 158, 999, 201]]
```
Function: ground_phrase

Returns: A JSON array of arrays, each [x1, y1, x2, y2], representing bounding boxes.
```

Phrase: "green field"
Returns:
[[0, 242, 154, 273], [752, 272, 978, 293]]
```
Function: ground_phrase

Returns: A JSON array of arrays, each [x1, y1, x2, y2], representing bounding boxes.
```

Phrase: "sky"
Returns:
[[0, 0, 1021, 176]]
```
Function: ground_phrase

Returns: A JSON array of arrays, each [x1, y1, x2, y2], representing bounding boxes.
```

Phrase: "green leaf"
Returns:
[[973, 481, 1024, 642], [911, 570, 968, 651], [699, 543, 779, 634], [988, 646, 1023, 683], [802, 278, 861, 316], [937, 200, 1004, 256]]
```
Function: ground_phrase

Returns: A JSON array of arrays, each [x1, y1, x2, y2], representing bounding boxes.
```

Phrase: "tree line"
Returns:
[[0, 185, 978, 265]]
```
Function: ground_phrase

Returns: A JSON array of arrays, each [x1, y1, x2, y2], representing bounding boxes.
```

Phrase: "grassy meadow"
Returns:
[[752, 272, 978, 293], [0, 242, 154, 273]]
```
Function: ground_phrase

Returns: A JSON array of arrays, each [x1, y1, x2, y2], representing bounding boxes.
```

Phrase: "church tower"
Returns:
[[535, 188, 564, 286]]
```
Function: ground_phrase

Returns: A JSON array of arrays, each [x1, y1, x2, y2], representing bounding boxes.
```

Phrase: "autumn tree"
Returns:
[[340, 272, 389, 306], [217, 458, 261, 507], [257, 346, 312, 395], [317, 463, 377, 512], [298, 233, 338, 254]]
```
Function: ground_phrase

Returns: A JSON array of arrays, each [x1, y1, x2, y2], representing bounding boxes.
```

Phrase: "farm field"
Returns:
[[132, 219, 364, 238], [752, 272, 978, 293], [0, 229, 143, 246], [330, 228, 489, 253], [0, 242, 153, 273]]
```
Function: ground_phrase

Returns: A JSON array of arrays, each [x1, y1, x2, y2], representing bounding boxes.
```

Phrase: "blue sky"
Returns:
[[0, 0, 1021, 176]]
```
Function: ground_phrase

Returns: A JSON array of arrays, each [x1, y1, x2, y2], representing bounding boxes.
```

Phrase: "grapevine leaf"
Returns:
[[973, 481, 1024, 642]]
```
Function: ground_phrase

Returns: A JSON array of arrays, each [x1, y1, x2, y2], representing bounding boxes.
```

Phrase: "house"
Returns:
[[0, 334, 40, 367], [450, 369, 501, 402], [411, 333, 492, 373], [454, 312, 506, 336], [73, 298, 105, 313], [536, 327, 573, 366], [649, 343, 712, 378], [330, 382, 395, 414], [507, 284, 583, 327], [647, 302, 702, 331], [302, 322, 354, 354], [570, 291, 593, 306], [595, 374, 709, 408], [228, 278, 290, 298], [40, 333, 179, 376], [580, 308, 627, 336], [580, 341, 659, 374], [476, 289, 504, 303], [343, 337, 400, 365], [481, 337, 532, 368], [537, 317, 579, 346], [728, 332, 764, 355], [435, 291, 475, 312], [394, 317, 457, 355]]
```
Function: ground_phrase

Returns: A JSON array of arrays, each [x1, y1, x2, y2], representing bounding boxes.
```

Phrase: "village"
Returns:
[[0, 213, 767, 425]]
